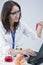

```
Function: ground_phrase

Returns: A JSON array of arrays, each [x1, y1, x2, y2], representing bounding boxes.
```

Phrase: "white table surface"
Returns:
[[0, 60, 15, 65], [0, 56, 31, 65], [0, 60, 31, 65]]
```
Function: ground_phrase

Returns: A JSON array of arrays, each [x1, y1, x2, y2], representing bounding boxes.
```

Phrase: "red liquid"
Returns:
[[36, 23, 38, 30], [4, 56, 13, 62]]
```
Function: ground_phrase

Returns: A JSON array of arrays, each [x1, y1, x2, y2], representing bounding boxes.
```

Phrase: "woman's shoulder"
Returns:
[[0, 20, 2, 26], [0, 20, 3, 29], [0, 20, 6, 33], [19, 22, 27, 30], [19, 22, 33, 32]]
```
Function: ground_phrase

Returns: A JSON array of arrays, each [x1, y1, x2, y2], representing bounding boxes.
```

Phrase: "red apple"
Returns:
[[4, 56, 13, 62]]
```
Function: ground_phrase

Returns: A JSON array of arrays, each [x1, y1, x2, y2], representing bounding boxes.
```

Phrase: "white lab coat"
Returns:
[[0, 20, 42, 60]]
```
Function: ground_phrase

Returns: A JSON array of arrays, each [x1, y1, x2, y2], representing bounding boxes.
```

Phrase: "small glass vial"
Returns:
[[36, 24, 42, 37]]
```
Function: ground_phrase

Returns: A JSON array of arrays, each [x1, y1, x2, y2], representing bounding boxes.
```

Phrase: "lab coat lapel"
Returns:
[[15, 26, 23, 48], [4, 32, 12, 45]]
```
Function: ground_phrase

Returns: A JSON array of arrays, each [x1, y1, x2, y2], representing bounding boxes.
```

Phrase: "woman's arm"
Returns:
[[9, 22, 43, 57], [9, 48, 36, 57], [21, 23, 37, 40], [9, 49, 26, 56]]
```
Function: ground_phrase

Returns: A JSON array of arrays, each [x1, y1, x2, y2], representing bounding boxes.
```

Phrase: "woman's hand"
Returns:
[[8, 49, 15, 56], [38, 21, 43, 28], [23, 49, 36, 56], [9, 49, 25, 56]]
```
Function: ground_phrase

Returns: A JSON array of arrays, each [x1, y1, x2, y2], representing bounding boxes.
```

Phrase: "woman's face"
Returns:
[[9, 5, 20, 25]]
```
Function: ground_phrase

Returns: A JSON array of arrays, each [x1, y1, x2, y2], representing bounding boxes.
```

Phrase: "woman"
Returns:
[[0, 1, 37, 59]]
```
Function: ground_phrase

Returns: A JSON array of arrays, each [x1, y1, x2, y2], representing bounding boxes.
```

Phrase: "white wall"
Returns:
[[0, 0, 43, 52], [0, 0, 8, 14]]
